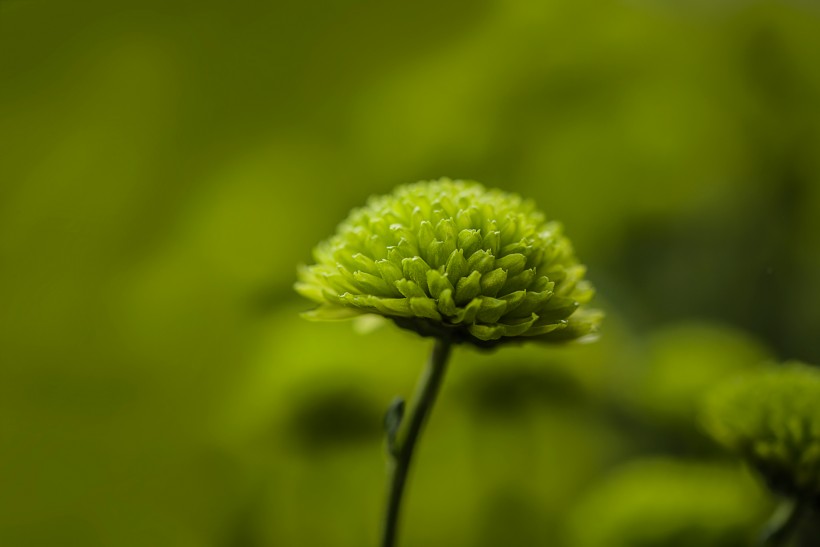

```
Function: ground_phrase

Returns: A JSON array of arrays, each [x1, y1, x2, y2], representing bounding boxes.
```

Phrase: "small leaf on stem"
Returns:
[[384, 397, 405, 457]]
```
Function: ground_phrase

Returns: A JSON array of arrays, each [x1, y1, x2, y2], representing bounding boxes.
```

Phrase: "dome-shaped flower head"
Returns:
[[295, 178, 601, 347], [702, 363, 820, 500]]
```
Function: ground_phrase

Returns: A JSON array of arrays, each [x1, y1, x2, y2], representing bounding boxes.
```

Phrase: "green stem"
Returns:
[[380, 337, 453, 547], [760, 498, 807, 546]]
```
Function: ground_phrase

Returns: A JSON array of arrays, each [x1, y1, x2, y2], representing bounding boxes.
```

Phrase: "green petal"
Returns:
[[453, 297, 483, 324], [366, 234, 388, 260], [418, 221, 435, 256], [506, 289, 553, 319], [340, 293, 377, 307], [495, 253, 527, 277], [372, 298, 414, 317], [427, 240, 449, 269], [501, 240, 531, 256], [499, 290, 526, 314], [539, 295, 580, 321], [457, 229, 482, 257], [467, 249, 495, 274], [571, 280, 596, 304], [390, 224, 414, 245], [476, 297, 508, 324], [353, 271, 396, 296], [376, 259, 404, 287], [523, 320, 568, 336], [454, 270, 482, 305], [499, 216, 518, 245], [321, 271, 358, 294], [395, 279, 427, 298], [437, 288, 458, 316], [468, 323, 506, 341], [501, 268, 535, 294], [294, 281, 325, 303], [351, 253, 379, 275], [445, 249, 468, 281], [495, 313, 539, 337], [397, 237, 418, 257], [301, 304, 366, 321], [480, 268, 507, 298], [455, 208, 474, 231], [402, 256, 432, 294], [435, 218, 457, 244], [426, 269, 454, 299], [531, 276, 554, 293], [409, 297, 442, 320], [482, 230, 501, 255], [555, 264, 587, 296]]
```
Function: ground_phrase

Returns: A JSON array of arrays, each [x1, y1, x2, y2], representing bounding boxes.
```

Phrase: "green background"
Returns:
[[2, 1, 819, 545]]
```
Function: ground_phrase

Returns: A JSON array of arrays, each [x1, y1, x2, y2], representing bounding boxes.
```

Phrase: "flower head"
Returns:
[[702, 362, 820, 499], [295, 178, 601, 347]]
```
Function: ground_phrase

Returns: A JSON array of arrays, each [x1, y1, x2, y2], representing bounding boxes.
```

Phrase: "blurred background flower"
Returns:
[[567, 459, 769, 547], [703, 363, 820, 499], [2, 1, 819, 546]]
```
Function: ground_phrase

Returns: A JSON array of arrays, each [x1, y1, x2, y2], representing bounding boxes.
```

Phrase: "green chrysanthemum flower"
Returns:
[[295, 178, 601, 347], [702, 362, 820, 500]]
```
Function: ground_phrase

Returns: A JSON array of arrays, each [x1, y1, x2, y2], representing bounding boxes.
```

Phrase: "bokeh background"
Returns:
[[2, 0, 820, 545]]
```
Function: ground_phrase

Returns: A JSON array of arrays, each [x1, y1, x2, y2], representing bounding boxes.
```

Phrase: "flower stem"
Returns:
[[760, 498, 807, 546], [381, 337, 453, 547]]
